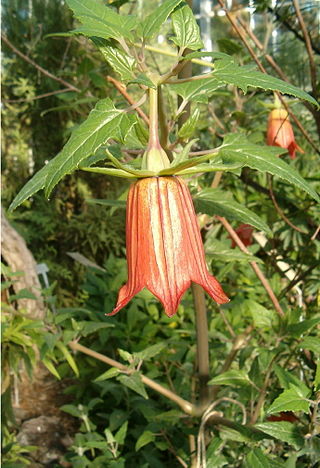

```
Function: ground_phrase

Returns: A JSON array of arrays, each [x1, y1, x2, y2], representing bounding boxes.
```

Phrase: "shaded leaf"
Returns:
[[117, 372, 148, 399], [220, 134, 320, 202], [299, 337, 320, 355], [135, 430, 155, 451], [115, 421, 128, 445], [168, 77, 224, 102], [287, 317, 320, 338], [212, 60, 319, 107], [178, 107, 200, 139], [194, 188, 271, 234]]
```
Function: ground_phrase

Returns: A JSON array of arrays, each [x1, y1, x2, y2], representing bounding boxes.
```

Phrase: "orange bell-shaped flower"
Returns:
[[109, 176, 229, 317], [267, 108, 303, 160]]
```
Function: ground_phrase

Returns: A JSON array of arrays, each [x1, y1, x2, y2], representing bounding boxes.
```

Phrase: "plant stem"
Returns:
[[148, 86, 160, 148], [192, 284, 210, 406], [69, 341, 195, 415]]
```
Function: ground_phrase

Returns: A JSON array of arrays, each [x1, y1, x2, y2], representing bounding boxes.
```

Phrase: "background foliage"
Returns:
[[1, 0, 319, 466]]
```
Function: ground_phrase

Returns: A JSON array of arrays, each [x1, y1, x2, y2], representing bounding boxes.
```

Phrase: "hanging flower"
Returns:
[[230, 224, 254, 248], [267, 108, 303, 160], [109, 176, 229, 317]]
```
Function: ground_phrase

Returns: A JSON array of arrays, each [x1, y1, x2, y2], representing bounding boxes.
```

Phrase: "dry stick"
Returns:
[[2, 34, 80, 93], [215, 1, 320, 155], [69, 341, 194, 415], [217, 216, 285, 318], [292, 0, 318, 98], [237, 16, 288, 82], [106, 75, 149, 125], [3, 88, 73, 103]]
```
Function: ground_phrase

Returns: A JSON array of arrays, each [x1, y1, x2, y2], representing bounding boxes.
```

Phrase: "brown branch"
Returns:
[[250, 354, 278, 424], [217, 216, 285, 318], [106, 75, 149, 125], [69, 341, 195, 415], [292, 0, 318, 98], [3, 88, 73, 103], [236, 16, 288, 82], [2, 34, 80, 93]]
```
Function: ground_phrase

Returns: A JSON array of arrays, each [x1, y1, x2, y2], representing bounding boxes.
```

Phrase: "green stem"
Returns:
[[148, 86, 160, 149]]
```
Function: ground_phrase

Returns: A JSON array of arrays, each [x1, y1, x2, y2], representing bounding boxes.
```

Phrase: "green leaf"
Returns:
[[117, 372, 148, 399], [140, 0, 183, 39], [118, 348, 133, 363], [45, 99, 136, 196], [178, 107, 200, 139], [207, 247, 262, 264], [77, 321, 114, 337], [299, 336, 320, 355], [254, 422, 304, 449], [168, 77, 224, 103], [194, 188, 272, 234], [208, 369, 253, 387], [135, 430, 155, 451], [220, 134, 320, 202], [55, 341, 79, 377], [42, 357, 61, 380], [114, 421, 128, 445], [171, 3, 203, 50], [60, 404, 82, 418], [134, 342, 167, 361], [8, 288, 37, 302], [86, 199, 126, 208], [65, 0, 136, 41], [175, 162, 242, 175], [267, 387, 310, 414], [128, 73, 157, 89], [9, 163, 51, 211], [183, 51, 233, 62], [245, 300, 276, 329], [93, 38, 136, 80], [274, 365, 310, 396], [246, 448, 272, 468], [81, 166, 138, 178], [94, 368, 121, 382], [314, 360, 320, 390], [287, 317, 320, 338], [212, 60, 319, 108]]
